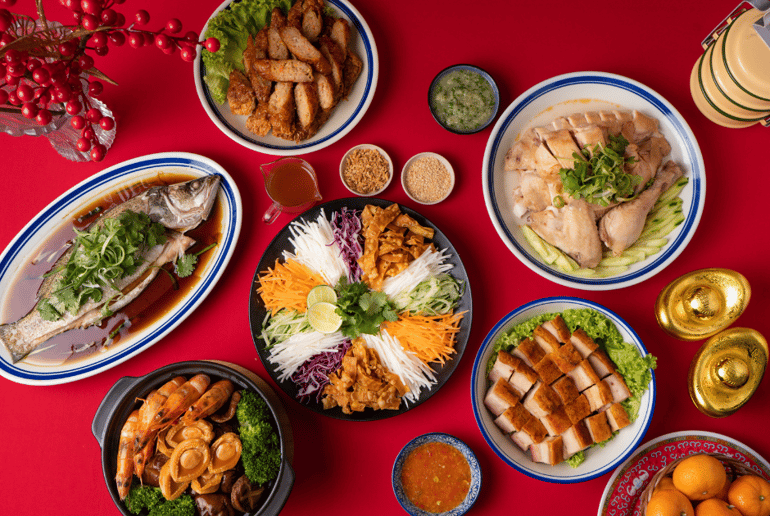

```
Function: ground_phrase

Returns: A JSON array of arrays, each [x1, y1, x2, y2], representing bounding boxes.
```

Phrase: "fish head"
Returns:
[[148, 175, 221, 232]]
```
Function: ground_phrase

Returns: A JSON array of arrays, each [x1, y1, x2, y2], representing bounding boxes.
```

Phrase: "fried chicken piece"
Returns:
[[246, 103, 271, 136], [226, 69, 255, 115], [252, 59, 313, 83], [243, 30, 272, 104], [342, 50, 363, 99], [279, 26, 331, 74], [294, 81, 319, 129], [267, 81, 295, 140]]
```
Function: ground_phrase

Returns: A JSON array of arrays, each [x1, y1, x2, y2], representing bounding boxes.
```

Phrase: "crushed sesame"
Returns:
[[404, 156, 452, 203], [342, 148, 391, 194]]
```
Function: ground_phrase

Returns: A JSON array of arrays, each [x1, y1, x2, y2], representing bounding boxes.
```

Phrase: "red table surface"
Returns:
[[2, 0, 769, 515]]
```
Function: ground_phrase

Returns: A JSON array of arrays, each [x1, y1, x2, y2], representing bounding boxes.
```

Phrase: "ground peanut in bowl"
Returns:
[[404, 155, 452, 203], [342, 148, 391, 195]]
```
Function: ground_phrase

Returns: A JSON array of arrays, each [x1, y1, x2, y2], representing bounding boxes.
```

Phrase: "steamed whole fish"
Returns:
[[0, 175, 221, 363]]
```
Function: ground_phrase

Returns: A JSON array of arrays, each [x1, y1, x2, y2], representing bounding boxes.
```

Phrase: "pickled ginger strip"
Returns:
[[267, 330, 347, 382], [282, 210, 348, 285], [382, 247, 454, 300], [360, 331, 436, 404]]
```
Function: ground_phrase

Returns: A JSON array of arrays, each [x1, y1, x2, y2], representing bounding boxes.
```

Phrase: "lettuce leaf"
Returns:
[[201, 0, 292, 103]]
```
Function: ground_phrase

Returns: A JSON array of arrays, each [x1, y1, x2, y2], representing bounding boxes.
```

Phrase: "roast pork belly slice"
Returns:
[[533, 354, 563, 385], [510, 361, 540, 394], [542, 315, 571, 344], [513, 337, 546, 368], [552, 376, 580, 404], [494, 402, 533, 435], [588, 350, 616, 379], [605, 403, 632, 432], [533, 325, 561, 354], [604, 372, 632, 403], [561, 420, 594, 458], [584, 381, 614, 413], [570, 328, 599, 358], [585, 411, 613, 443], [484, 378, 523, 416], [564, 394, 592, 424], [540, 407, 572, 436], [552, 341, 583, 374], [488, 350, 517, 384], [531, 436, 565, 466], [523, 381, 561, 418], [566, 359, 601, 392], [511, 417, 549, 451]]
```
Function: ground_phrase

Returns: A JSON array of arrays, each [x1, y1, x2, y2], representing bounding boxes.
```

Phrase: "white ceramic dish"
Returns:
[[401, 152, 455, 205], [0, 152, 242, 385], [194, 0, 379, 156], [339, 143, 393, 196], [597, 431, 770, 516], [471, 296, 656, 483], [482, 72, 706, 290]]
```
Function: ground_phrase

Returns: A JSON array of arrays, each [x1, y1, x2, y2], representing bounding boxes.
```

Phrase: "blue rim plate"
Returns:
[[482, 72, 706, 290], [470, 297, 656, 483], [194, 0, 379, 156], [392, 432, 482, 516], [0, 152, 242, 385]]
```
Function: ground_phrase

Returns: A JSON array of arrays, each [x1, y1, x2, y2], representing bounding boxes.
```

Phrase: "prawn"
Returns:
[[181, 379, 235, 424], [132, 376, 186, 459], [138, 374, 211, 447], [116, 410, 140, 500]]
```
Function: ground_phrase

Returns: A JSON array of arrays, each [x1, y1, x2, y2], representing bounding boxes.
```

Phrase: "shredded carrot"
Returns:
[[383, 311, 466, 365], [257, 259, 326, 315]]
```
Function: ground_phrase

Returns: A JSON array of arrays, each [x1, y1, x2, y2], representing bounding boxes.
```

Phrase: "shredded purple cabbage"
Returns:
[[291, 339, 352, 403], [330, 207, 364, 282]]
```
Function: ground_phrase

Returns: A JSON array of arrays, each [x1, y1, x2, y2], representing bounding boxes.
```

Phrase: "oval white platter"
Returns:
[[0, 152, 242, 385], [194, 0, 379, 156], [482, 72, 706, 290]]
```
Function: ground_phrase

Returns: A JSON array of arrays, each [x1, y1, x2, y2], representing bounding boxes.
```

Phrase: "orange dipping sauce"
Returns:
[[400, 442, 471, 513]]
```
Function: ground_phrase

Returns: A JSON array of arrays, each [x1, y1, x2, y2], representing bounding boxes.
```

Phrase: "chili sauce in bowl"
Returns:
[[428, 65, 500, 134], [392, 433, 481, 515]]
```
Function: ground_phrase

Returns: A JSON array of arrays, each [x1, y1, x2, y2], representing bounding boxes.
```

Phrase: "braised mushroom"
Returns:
[[231, 475, 266, 513], [194, 493, 235, 516], [209, 433, 242, 474], [220, 470, 240, 494], [169, 438, 212, 483], [141, 452, 169, 488], [159, 461, 190, 501]]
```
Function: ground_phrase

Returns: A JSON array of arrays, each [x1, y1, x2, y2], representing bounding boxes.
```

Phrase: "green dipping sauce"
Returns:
[[431, 69, 496, 132]]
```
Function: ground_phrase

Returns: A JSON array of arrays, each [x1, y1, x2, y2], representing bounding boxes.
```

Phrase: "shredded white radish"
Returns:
[[360, 331, 437, 404], [267, 330, 346, 382], [382, 247, 454, 300], [282, 210, 347, 285]]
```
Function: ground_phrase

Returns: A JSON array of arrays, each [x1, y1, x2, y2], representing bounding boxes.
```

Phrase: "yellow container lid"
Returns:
[[723, 8, 770, 101], [690, 55, 758, 128], [703, 42, 770, 119]]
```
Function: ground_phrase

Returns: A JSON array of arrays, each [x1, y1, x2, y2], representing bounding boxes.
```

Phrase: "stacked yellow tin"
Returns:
[[691, 2, 770, 128]]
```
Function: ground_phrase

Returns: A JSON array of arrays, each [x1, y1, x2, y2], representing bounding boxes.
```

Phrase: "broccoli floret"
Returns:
[[125, 485, 163, 515], [237, 390, 282, 485], [148, 495, 195, 516]]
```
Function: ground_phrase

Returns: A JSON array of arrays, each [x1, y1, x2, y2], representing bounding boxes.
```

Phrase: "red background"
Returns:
[[2, 0, 769, 515]]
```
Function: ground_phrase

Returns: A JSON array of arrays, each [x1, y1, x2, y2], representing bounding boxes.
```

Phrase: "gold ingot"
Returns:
[[655, 268, 750, 341], [688, 327, 768, 417]]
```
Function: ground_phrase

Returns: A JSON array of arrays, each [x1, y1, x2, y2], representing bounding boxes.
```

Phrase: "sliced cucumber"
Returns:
[[555, 254, 579, 272], [599, 255, 637, 267], [656, 176, 689, 204], [522, 225, 559, 264]]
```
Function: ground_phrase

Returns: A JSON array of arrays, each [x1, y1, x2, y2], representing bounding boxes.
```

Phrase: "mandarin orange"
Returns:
[[728, 475, 770, 516], [646, 489, 695, 516], [673, 455, 728, 501], [716, 478, 733, 501], [694, 498, 744, 516], [656, 477, 681, 494]]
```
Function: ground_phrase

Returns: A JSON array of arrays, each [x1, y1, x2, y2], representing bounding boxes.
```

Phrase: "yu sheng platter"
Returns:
[[249, 198, 472, 420]]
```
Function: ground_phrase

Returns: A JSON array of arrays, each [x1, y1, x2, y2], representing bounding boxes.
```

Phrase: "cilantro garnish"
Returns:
[[334, 279, 398, 339], [174, 243, 217, 278], [558, 134, 641, 206]]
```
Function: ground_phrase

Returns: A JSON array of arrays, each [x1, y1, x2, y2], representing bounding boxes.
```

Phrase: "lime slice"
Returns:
[[307, 285, 337, 308], [307, 301, 342, 334]]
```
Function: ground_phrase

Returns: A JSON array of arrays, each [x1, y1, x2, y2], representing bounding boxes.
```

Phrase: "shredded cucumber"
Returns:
[[392, 274, 464, 315], [260, 309, 311, 348], [523, 177, 689, 276]]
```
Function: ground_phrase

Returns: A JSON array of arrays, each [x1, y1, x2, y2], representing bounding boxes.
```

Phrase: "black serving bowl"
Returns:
[[428, 64, 500, 134], [92, 360, 294, 516]]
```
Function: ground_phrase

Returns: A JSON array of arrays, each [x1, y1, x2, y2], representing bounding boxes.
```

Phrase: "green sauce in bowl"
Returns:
[[430, 68, 497, 133]]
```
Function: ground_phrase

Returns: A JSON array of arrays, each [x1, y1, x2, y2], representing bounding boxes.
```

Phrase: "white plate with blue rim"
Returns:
[[0, 152, 242, 385], [482, 71, 706, 290], [194, 0, 379, 156], [470, 296, 656, 483]]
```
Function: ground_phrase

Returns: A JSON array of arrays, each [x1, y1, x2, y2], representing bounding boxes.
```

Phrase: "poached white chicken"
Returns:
[[505, 109, 681, 268]]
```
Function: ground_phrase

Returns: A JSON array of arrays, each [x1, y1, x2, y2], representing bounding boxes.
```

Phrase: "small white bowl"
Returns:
[[471, 296, 656, 484], [339, 144, 394, 197], [401, 152, 455, 205]]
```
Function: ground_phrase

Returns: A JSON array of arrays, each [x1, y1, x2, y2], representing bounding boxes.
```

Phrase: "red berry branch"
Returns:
[[0, 0, 219, 161]]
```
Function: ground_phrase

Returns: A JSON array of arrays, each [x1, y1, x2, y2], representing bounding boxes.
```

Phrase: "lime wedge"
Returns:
[[307, 301, 342, 334], [307, 285, 337, 308]]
